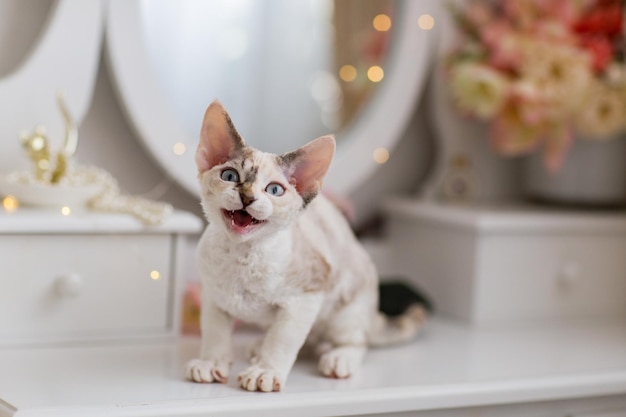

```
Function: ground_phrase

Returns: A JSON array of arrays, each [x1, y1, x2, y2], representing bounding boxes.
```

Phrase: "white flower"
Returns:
[[605, 63, 626, 88], [520, 40, 592, 116], [575, 80, 626, 139], [449, 62, 510, 119]]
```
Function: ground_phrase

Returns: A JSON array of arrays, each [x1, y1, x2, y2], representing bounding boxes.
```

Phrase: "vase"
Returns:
[[523, 136, 626, 207]]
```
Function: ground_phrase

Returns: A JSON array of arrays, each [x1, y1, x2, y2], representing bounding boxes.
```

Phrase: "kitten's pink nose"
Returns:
[[240, 193, 256, 207], [239, 183, 256, 207]]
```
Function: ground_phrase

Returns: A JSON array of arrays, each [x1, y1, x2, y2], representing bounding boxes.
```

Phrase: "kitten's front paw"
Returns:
[[185, 358, 230, 383], [237, 365, 284, 392]]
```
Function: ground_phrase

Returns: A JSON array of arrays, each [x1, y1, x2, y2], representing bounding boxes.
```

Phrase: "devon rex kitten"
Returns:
[[186, 100, 426, 392]]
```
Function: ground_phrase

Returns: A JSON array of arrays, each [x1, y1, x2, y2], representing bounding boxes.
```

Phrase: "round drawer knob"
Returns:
[[54, 274, 84, 298]]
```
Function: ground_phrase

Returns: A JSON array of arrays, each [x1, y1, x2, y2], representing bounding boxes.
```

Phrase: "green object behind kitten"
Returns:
[[185, 100, 426, 392]]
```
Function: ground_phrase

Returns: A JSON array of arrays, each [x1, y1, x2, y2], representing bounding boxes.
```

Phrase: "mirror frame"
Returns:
[[0, 0, 103, 175], [420, 1, 522, 202], [106, 0, 436, 196]]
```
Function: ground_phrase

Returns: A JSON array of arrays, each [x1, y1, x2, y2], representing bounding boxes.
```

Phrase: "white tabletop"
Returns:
[[385, 199, 626, 233], [2, 318, 626, 417], [0, 208, 202, 234]]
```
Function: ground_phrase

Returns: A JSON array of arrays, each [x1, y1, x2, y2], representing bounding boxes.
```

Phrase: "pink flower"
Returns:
[[481, 22, 524, 71], [489, 81, 573, 169], [541, 127, 573, 172], [490, 100, 543, 156], [536, 0, 583, 26], [509, 81, 555, 125], [490, 105, 573, 173]]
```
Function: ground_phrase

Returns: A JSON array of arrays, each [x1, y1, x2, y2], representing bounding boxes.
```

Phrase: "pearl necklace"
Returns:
[[6, 165, 173, 225]]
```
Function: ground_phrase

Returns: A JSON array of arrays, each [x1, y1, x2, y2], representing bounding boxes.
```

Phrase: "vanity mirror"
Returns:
[[0, 0, 102, 176], [106, 0, 436, 196]]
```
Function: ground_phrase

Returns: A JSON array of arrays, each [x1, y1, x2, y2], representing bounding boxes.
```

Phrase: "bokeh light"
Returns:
[[367, 66, 385, 82], [373, 147, 390, 164], [373, 14, 392, 32], [418, 14, 435, 30]]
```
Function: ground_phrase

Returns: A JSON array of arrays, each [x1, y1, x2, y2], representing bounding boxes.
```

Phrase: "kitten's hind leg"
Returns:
[[317, 291, 371, 378], [318, 345, 366, 379]]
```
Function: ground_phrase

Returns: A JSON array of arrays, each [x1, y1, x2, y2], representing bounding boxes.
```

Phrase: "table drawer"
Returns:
[[0, 234, 172, 344], [386, 200, 626, 325], [476, 233, 626, 323]]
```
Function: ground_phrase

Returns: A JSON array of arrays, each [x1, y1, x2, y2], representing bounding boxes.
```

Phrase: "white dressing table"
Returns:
[[0, 208, 202, 346], [2, 208, 624, 417], [2, 319, 626, 416]]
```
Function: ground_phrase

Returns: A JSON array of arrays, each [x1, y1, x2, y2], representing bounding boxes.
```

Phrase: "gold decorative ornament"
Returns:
[[50, 91, 78, 183], [19, 91, 77, 184], [3, 91, 173, 225], [19, 126, 51, 182]]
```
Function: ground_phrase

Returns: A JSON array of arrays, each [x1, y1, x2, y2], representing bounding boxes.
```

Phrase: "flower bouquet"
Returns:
[[446, 0, 626, 173]]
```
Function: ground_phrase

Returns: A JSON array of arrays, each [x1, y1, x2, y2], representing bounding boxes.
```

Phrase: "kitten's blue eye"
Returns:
[[220, 168, 240, 182], [265, 183, 285, 196]]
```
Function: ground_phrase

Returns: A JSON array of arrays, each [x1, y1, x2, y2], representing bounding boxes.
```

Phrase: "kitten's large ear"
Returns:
[[196, 100, 246, 173], [281, 135, 335, 203]]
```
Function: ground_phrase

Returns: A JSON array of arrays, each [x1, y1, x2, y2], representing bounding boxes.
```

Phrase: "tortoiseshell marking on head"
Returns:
[[275, 150, 316, 208], [241, 163, 258, 185], [277, 150, 303, 169], [300, 192, 317, 208]]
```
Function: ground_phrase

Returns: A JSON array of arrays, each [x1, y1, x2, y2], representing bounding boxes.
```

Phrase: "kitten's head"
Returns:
[[196, 100, 335, 242]]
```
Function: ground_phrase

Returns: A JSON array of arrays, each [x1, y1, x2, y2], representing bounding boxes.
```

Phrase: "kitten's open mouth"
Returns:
[[222, 209, 266, 234]]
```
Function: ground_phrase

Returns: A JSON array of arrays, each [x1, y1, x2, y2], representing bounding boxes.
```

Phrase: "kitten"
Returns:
[[185, 100, 426, 392]]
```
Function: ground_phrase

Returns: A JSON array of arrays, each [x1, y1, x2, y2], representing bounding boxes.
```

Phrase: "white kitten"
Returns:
[[185, 100, 426, 392]]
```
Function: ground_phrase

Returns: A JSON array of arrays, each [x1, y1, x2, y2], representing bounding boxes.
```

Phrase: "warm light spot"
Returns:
[[367, 66, 384, 82], [418, 14, 435, 30], [61, 206, 71, 216], [373, 147, 390, 164], [173, 142, 186, 156], [373, 14, 392, 32], [339, 65, 357, 82], [2, 195, 18, 212], [150, 270, 161, 280]]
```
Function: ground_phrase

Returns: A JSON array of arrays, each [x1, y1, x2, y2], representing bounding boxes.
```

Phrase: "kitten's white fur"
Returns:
[[186, 101, 425, 392]]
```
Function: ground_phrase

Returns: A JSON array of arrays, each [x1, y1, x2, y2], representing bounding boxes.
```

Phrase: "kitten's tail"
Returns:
[[368, 304, 428, 347]]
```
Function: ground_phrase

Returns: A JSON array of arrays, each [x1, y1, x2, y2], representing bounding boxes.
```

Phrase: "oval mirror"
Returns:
[[106, 0, 436, 196], [0, 0, 103, 176]]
